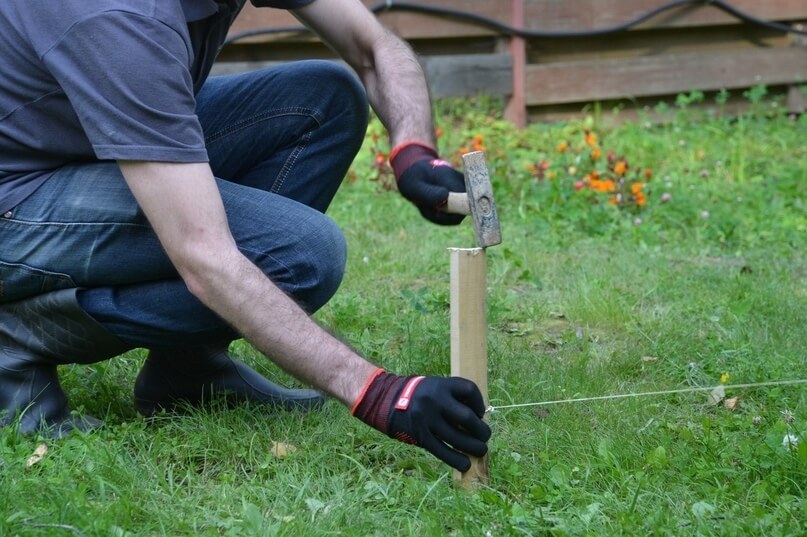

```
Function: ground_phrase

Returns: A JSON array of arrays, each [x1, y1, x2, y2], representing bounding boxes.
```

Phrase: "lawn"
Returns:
[[1, 90, 805, 536]]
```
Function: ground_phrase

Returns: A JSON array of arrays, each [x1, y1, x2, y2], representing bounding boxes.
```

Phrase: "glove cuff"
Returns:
[[350, 368, 386, 415], [351, 369, 412, 435], [389, 141, 438, 181]]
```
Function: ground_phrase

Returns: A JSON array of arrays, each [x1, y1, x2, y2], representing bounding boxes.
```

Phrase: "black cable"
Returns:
[[223, 0, 807, 46]]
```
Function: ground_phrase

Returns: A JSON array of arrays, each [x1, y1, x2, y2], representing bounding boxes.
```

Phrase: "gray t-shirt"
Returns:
[[0, 0, 314, 214]]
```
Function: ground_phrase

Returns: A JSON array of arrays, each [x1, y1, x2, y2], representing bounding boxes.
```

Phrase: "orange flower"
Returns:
[[459, 146, 469, 154], [608, 196, 619, 205], [556, 141, 569, 152], [584, 130, 598, 146], [614, 160, 627, 175], [591, 147, 601, 160], [631, 182, 644, 196], [471, 134, 485, 152], [590, 179, 616, 193], [435, 127, 444, 138], [644, 168, 653, 180], [635, 192, 647, 206]]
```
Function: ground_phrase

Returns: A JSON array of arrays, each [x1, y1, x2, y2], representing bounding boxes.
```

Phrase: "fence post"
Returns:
[[787, 23, 806, 118], [504, 0, 527, 127]]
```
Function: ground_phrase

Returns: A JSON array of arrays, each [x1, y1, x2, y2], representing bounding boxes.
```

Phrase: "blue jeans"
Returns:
[[0, 61, 369, 348]]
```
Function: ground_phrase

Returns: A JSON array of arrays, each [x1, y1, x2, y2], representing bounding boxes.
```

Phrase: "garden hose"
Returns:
[[224, 0, 807, 45]]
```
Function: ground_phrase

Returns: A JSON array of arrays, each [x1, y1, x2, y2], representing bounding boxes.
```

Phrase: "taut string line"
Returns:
[[486, 378, 807, 413]]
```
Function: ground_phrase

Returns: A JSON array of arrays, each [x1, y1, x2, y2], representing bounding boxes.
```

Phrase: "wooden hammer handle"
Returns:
[[445, 192, 471, 215]]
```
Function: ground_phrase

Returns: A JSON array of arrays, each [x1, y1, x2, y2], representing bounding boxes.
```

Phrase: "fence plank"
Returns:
[[525, 47, 807, 105], [421, 54, 513, 97], [211, 54, 513, 98], [229, 0, 807, 43], [229, 1, 506, 41], [224, 2, 807, 122], [523, 0, 807, 33]]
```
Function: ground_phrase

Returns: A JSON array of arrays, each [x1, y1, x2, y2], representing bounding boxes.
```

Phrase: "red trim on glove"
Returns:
[[350, 368, 386, 415], [389, 140, 435, 162], [389, 141, 439, 181]]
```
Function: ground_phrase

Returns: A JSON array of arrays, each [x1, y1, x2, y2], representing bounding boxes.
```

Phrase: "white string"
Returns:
[[486, 378, 807, 413]]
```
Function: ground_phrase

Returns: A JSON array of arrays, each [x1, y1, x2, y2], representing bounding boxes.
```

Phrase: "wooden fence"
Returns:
[[217, 0, 807, 124]]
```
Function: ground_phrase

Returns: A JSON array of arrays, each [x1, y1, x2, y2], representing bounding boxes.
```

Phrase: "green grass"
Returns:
[[1, 94, 806, 535]]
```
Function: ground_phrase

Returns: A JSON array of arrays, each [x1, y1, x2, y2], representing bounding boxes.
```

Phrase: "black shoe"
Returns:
[[134, 345, 326, 417], [0, 289, 130, 437]]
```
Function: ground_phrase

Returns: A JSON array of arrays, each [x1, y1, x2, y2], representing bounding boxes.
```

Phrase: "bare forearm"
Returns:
[[292, 0, 435, 147], [118, 161, 376, 405], [361, 31, 435, 147], [197, 251, 376, 405]]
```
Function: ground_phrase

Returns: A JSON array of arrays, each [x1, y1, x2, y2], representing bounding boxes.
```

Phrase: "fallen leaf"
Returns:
[[533, 408, 551, 420], [26, 443, 48, 467], [724, 397, 740, 411], [707, 385, 725, 406], [271, 441, 298, 459], [641, 356, 658, 362]]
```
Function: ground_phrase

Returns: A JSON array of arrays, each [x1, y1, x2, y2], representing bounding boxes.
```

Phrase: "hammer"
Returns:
[[444, 151, 502, 248], [443, 151, 501, 488]]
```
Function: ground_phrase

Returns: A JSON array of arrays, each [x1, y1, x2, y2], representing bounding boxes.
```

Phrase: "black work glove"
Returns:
[[352, 369, 491, 471], [390, 142, 466, 226]]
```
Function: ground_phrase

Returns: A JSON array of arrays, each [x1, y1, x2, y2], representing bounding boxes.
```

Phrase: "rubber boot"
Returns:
[[134, 344, 326, 416], [0, 289, 131, 438]]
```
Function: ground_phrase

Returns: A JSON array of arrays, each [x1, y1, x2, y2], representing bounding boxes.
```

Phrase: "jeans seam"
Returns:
[[0, 259, 76, 279], [204, 107, 322, 145], [0, 217, 151, 229], [272, 130, 311, 194], [238, 245, 301, 292]]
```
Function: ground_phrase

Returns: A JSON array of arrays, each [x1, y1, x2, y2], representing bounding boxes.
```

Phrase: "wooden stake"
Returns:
[[449, 247, 489, 487]]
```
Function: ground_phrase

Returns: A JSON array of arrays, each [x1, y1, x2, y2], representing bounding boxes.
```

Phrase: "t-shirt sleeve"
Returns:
[[250, 0, 317, 9], [41, 11, 208, 163]]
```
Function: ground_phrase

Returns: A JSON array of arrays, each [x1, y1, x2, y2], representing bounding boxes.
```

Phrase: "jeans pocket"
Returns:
[[0, 260, 77, 302]]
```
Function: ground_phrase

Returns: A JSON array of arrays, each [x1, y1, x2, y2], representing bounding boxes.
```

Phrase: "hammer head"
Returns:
[[462, 151, 501, 248]]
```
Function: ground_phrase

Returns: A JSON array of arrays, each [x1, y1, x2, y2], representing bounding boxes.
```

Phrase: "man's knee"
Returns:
[[292, 214, 347, 313], [300, 61, 369, 141]]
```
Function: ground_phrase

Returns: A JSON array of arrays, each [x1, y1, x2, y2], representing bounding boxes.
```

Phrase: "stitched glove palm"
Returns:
[[352, 369, 491, 471], [390, 142, 466, 226]]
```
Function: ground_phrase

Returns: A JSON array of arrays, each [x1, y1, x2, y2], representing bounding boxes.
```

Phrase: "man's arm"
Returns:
[[292, 0, 468, 226], [118, 161, 377, 405], [119, 160, 490, 470], [292, 0, 434, 147]]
